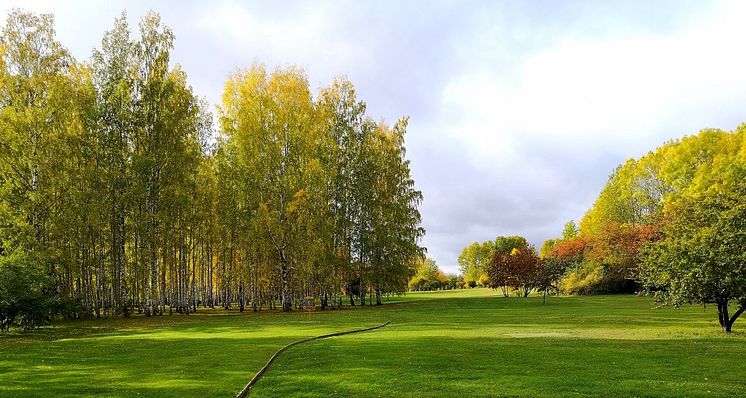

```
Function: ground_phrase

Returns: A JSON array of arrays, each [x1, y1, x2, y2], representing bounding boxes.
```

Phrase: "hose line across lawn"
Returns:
[[235, 321, 391, 398]]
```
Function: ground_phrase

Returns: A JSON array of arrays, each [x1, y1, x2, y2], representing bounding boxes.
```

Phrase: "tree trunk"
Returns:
[[149, 224, 158, 317], [117, 202, 127, 317], [719, 301, 746, 333], [239, 280, 245, 312], [279, 248, 292, 312], [207, 242, 214, 308], [321, 288, 328, 310], [191, 238, 197, 313], [729, 306, 746, 333]]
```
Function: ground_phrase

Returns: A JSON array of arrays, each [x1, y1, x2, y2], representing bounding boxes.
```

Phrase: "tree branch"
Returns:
[[729, 306, 746, 326]]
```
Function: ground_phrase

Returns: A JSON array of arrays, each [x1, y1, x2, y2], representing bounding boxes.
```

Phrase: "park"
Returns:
[[2, 3, 746, 397], [3, 289, 745, 397]]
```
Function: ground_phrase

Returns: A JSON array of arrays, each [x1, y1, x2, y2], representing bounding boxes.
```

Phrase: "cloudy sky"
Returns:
[[3, 0, 746, 273]]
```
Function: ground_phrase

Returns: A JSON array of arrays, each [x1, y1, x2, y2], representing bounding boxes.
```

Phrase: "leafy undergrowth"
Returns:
[[1, 289, 743, 397]]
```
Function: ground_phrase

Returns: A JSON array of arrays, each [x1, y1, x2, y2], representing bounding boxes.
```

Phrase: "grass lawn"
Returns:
[[1, 289, 745, 397]]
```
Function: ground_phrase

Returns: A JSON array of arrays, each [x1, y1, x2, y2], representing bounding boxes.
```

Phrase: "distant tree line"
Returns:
[[408, 257, 462, 291], [456, 235, 565, 304], [0, 10, 424, 331], [458, 236, 528, 288]]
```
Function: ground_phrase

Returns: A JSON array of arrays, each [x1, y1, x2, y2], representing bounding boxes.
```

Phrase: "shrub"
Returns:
[[558, 264, 603, 295], [558, 263, 637, 295], [0, 253, 59, 332]]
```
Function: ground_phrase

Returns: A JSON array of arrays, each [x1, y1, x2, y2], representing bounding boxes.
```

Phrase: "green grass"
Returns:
[[1, 289, 745, 397]]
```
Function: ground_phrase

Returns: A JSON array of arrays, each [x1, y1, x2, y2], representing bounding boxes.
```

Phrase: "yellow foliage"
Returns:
[[437, 270, 449, 284], [559, 267, 603, 295], [287, 189, 308, 214], [477, 273, 491, 287]]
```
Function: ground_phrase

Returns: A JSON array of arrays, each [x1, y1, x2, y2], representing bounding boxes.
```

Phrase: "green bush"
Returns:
[[0, 253, 59, 332]]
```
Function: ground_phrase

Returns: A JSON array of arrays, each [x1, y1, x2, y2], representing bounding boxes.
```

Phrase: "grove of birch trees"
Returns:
[[0, 10, 423, 328]]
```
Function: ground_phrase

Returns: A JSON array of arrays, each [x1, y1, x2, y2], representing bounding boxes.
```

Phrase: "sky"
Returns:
[[3, 0, 746, 274]]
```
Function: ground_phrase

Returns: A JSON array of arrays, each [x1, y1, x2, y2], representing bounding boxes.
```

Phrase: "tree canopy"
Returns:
[[543, 125, 746, 331], [639, 162, 746, 332], [0, 10, 424, 329], [458, 236, 527, 287], [408, 257, 454, 291]]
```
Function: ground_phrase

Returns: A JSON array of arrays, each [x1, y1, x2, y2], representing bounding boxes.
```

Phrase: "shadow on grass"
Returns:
[[0, 334, 291, 398]]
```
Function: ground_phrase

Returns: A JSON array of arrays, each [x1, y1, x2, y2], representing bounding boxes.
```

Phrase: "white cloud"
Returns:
[[443, 1, 746, 169], [193, 2, 366, 85], [415, 0, 746, 272]]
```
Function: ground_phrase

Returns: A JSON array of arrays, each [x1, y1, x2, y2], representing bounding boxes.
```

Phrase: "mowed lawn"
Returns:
[[1, 289, 745, 397]]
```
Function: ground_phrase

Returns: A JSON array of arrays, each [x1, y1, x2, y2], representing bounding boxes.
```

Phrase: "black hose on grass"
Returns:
[[235, 321, 391, 398]]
